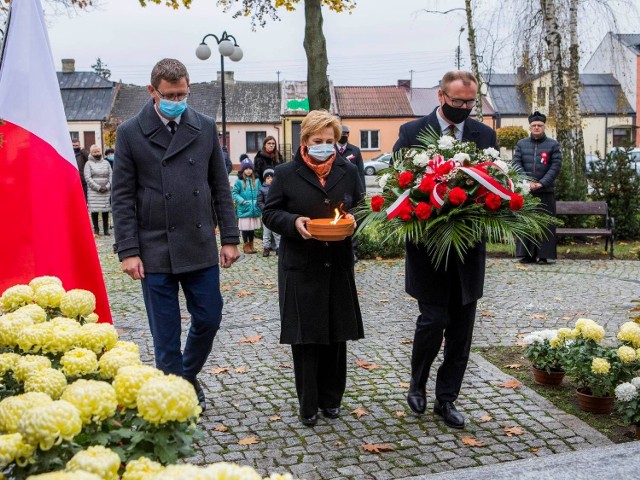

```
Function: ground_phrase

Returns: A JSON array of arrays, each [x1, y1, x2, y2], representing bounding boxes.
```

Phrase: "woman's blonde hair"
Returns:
[[301, 110, 341, 144]]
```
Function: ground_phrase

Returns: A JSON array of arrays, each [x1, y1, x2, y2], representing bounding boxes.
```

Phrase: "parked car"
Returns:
[[363, 153, 392, 175], [609, 147, 640, 173]]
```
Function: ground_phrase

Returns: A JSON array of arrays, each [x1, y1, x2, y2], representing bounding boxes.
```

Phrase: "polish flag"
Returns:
[[0, 0, 112, 322]]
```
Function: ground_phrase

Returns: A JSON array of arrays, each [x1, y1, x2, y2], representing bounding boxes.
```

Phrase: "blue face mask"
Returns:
[[106, 155, 114, 161], [307, 144, 336, 162], [158, 98, 187, 118]]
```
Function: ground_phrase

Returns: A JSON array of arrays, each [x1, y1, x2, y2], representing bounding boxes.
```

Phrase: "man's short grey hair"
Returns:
[[150, 58, 190, 88]]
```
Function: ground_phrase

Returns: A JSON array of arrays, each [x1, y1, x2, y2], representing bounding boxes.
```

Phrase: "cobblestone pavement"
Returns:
[[97, 236, 639, 479]]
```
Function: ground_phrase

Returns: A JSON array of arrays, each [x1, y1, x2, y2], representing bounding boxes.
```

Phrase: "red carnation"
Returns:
[[398, 202, 414, 221], [448, 187, 468, 206], [371, 195, 384, 212], [398, 171, 415, 189], [418, 174, 437, 193], [509, 193, 524, 211], [485, 192, 502, 211], [431, 182, 448, 208], [414, 202, 432, 220], [436, 161, 454, 177]]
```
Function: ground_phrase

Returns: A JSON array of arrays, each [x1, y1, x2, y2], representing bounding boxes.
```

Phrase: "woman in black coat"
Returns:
[[253, 135, 283, 181], [262, 110, 365, 427]]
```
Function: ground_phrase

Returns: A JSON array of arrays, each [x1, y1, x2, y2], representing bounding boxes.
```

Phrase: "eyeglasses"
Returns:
[[155, 88, 190, 102], [443, 91, 476, 109], [530, 124, 545, 129]]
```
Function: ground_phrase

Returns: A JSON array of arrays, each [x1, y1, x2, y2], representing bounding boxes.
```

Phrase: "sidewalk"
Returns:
[[98, 236, 639, 479]]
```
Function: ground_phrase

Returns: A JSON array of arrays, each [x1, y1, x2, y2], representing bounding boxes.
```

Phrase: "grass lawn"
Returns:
[[474, 345, 639, 444], [487, 239, 640, 261]]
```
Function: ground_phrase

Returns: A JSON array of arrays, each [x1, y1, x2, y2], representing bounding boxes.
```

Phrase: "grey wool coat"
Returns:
[[85, 156, 112, 212], [262, 151, 365, 345], [112, 100, 240, 274]]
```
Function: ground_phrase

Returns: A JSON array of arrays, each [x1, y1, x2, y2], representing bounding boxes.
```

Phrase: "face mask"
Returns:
[[158, 98, 187, 118], [73, 147, 80, 153], [94, 154, 102, 160], [442, 102, 472, 124], [307, 144, 336, 162], [338, 135, 348, 145], [106, 155, 114, 161]]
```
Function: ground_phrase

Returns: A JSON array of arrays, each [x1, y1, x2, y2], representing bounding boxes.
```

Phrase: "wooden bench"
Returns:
[[555, 201, 615, 259]]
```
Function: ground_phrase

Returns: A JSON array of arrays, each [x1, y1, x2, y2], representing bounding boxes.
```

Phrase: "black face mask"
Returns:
[[441, 102, 472, 124], [338, 135, 348, 145], [73, 147, 81, 153], [94, 154, 102, 160]]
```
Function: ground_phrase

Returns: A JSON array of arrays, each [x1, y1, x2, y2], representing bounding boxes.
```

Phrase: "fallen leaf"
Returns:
[[530, 447, 539, 453], [235, 367, 247, 374], [554, 297, 562, 301], [395, 410, 406, 417], [251, 316, 265, 321], [116, 328, 128, 334], [238, 436, 259, 445], [232, 403, 240, 408], [222, 285, 231, 291], [499, 379, 522, 389], [399, 382, 410, 389], [504, 426, 525, 437], [268, 415, 281, 422], [375, 256, 383, 261], [211, 367, 229, 375], [529, 314, 547, 319], [462, 436, 485, 447], [630, 305, 640, 313], [231, 280, 240, 285], [516, 265, 529, 271], [352, 407, 369, 419], [515, 333, 526, 338], [561, 316, 571, 321], [378, 298, 389, 303], [399, 339, 412, 345], [478, 414, 493, 422], [239, 335, 262, 344], [236, 290, 253, 297], [278, 364, 292, 369], [514, 342, 527, 347], [362, 443, 394, 453], [335, 441, 343, 446], [213, 425, 228, 432], [481, 311, 494, 317], [504, 363, 522, 369], [355, 360, 380, 370]]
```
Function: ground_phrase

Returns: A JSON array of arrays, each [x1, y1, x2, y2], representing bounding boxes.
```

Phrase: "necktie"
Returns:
[[447, 124, 456, 138], [339, 146, 345, 155], [168, 121, 177, 135]]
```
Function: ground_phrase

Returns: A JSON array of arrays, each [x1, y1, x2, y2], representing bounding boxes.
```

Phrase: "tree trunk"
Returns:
[[464, 0, 483, 121], [304, 0, 331, 111]]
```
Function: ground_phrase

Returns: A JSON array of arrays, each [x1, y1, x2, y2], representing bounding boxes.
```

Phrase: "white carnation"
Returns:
[[378, 173, 391, 189], [413, 152, 430, 167], [523, 329, 557, 345], [493, 160, 509, 172], [437, 136, 455, 150], [518, 181, 531, 195], [614, 382, 638, 402], [484, 147, 500, 159], [452, 153, 470, 163]]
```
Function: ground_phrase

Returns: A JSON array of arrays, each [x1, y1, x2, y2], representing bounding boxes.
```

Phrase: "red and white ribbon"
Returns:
[[386, 190, 411, 219], [459, 164, 515, 200]]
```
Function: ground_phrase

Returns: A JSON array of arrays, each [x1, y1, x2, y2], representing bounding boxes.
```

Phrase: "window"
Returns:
[[536, 87, 547, 107], [246, 131, 266, 152], [360, 130, 380, 150], [69, 131, 79, 142], [612, 128, 631, 147]]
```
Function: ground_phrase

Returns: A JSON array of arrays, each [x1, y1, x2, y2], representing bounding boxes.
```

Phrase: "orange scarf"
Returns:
[[301, 148, 336, 186]]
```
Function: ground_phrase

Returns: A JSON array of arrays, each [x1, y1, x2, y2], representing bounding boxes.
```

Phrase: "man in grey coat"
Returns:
[[112, 58, 240, 411]]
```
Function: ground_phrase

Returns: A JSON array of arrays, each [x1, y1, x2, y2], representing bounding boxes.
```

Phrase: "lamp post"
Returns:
[[195, 32, 243, 151], [456, 26, 465, 69]]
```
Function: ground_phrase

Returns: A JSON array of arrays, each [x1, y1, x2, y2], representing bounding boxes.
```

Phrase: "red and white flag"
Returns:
[[0, 0, 112, 322]]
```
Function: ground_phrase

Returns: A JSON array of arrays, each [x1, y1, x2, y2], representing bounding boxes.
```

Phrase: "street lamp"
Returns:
[[195, 32, 243, 151], [456, 26, 465, 69]]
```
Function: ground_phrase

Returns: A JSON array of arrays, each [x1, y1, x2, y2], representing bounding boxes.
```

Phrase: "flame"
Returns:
[[330, 208, 343, 224]]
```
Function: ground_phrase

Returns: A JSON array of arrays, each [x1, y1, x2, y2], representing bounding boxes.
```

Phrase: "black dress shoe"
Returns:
[[187, 377, 207, 412], [407, 388, 426, 415], [433, 400, 465, 429], [537, 258, 548, 264], [519, 256, 536, 264], [299, 414, 317, 426], [322, 407, 340, 419]]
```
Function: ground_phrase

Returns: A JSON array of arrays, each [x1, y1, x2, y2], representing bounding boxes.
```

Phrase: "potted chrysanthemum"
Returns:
[[614, 377, 640, 440], [523, 328, 572, 385]]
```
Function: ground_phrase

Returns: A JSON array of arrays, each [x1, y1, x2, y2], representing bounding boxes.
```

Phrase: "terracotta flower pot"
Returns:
[[531, 366, 565, 386], [575, 388, 615, 414]]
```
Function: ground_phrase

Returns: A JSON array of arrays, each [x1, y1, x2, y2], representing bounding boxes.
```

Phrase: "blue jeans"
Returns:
[[141, 265, 223, 379]]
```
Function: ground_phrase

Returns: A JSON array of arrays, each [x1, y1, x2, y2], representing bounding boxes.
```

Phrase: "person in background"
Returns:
[[112, 58, 240, 412], [513, 111, 562, 264], [257, 168, 280, 257], [73, 139, 89, 202], [263, 109, 365, 427], [104, 148, 115, 169], [233, 158, 262, 254], [222, 146, 232, 175], [335, 125, 365, 190], [254, 136, 283, 181], [84, 144, 112, 236]]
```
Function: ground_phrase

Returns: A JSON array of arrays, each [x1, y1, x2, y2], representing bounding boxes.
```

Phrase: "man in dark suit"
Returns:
[[112, 58, 240, 411], [335, 125, 365, 191], [393, 70, 498, 429], [72, 139, 88, 202]]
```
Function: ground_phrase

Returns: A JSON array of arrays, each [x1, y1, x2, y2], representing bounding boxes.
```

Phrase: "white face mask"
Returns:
[[307, 144, 335, 162]]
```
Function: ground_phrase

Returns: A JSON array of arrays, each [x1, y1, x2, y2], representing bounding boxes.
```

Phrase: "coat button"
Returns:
[[324, 262, 331, 268], [189, 159, 195, 165], [193, 189, 200, 196], [196, 222, 202, 228], [165, 193, 172, 200], [162, 160, 167, 167], [324, 198, 330, 205], [169, 226, 176, 232]]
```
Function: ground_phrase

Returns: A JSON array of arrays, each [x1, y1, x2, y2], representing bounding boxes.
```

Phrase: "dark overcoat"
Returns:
[[336, 143, 365, 190], [393, 107, 498, 306], [262, 152, 365, 345], [112, 100, 239, 274]]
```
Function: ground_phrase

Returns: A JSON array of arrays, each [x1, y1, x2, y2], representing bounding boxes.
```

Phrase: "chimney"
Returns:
[[61, 59, 75, 73], [397, 79, 411, 90], [217, 71, 235, 84]]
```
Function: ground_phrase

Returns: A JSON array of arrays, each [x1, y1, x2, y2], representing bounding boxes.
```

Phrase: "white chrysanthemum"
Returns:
[[0, 312, 34, 348], [98, 348, 141, 379], [630, 377, 640, 389], [523, 329, 557, 345], [66, 445, 121, 480], [13, 355, 52, 382], [614, 382, 638, 402], [493, 159, 509, 172], [518, 180, 531, 195], [23, 367, 68, 399], [0, 285, 35, 312], [121, 456, 164, 480], [59, 289, 96, 319], [61, 379, 118, 425], [34, 284, 66, 309], [28, 276, 63, 290], [484, 147, 500, 159], [378, 172, 391, 189], [136, 374, 201, 425], [17, 400, 82, 451], [412, 151, 429, 167], [60, 348, 99, 378], [452, 152, 470, 163], [14, 304, 47, 323], [437, 135, 455, 150], [0, 392, 53, 433]]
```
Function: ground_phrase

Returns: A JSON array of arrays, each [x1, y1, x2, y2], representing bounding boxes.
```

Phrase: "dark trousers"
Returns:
[[291, 342, 347, 417], [91, 212, 109, 234], [141, 265, 223, 379], [410, 295, 477, 403]]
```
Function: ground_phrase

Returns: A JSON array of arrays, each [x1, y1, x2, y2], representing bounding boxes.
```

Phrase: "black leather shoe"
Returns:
[[407, 386, 426, 415], [519, 256, 536, 264], [299, 414, 317, 426], [322, 407, 340, 419], [537, 258, 548, 264], [187, 377, 207, 412], [433, 400, 465, 429]]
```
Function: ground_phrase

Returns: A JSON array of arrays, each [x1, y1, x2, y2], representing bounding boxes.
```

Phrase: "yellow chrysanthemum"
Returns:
[[113, 365, 163, 409], [0, 312, 34, 348], [0, 392, 53, 433], [149, 465, 209, 480], [44, 320, 81, 354], [59, 289, 95, 319], [556, 327, 575, 340], [28, 276, 63, 290], [136, 375, 201, 425], [16, 323, 53, 354], [575, 317, 598, 331], [66, 446, 121, 480], [60, 380, 117, 425], [0, 433, 36, 469], [14, 304, 47, 323], [34, 284, 66, 309], [580, 323, 605, 342], [0, 285, 35, 312], [98, 348, 141, 380], [84, 313, 99, 324], [24, 367, 68, 399], [617, 322, 640, 348], [591, 357, 611, 375], [111, 340, 139, 354], [122, 456, 164, 480], [60, 348, 99, 378], [13, 355, 52, 382], [26, 472, 102, 480], [617, 345, 637, 364], [204, 463, 264, 480], [265, 474, 296, 480], [0, 352, 20, 377], [77, 323, 118, 354], [17, 400, 82, 451]]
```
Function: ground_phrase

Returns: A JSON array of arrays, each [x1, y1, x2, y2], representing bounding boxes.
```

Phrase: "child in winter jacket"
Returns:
[[233, 158, 262, 254]]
